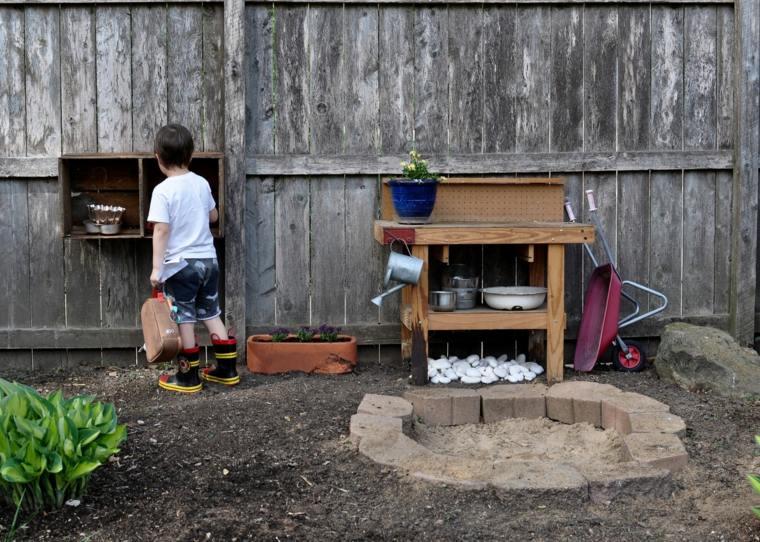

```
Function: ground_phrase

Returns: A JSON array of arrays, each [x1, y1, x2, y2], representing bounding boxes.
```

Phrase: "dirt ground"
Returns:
[[2, 359, 760, 541]]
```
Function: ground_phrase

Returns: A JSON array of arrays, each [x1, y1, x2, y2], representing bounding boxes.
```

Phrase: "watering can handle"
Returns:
[[389, 236, 412, 256], [585, 190, 597, 212], [564, 199, 576, 222]]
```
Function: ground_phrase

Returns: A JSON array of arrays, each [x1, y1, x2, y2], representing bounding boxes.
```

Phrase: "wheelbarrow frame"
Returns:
[[566, 191, 668, 370]]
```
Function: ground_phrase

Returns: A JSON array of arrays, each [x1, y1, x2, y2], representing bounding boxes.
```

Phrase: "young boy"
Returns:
[[148, 124, 239, 393]]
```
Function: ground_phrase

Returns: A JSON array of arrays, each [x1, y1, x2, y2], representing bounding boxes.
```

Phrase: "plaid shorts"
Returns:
[[162, 258, 221, 324]]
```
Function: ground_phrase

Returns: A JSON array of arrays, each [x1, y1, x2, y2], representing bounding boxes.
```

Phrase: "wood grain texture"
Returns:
[[414, 7, 449, 153], [582, 172, 617, 291], [683, 171, 715, 314], [61, 7, 97, 154], [131, 5, 167, 151], [25, 7, 61, 156], [618, 7, 650, 151], [617, 172, 650, 310], [0, 7, 25, 156], [379, 7, 414, 153], [96, 6, 132, 152], [275, 177, 310, 324], [650, 172, 683, 317], [483, 6, 515, 153], [245, 150, 733, 176], [274, 6, 309, 154], [245, 177, 276, 324], [202, 5, 225, 150], [584, 7, 617, 152], [309, 6, 343, 155], [684, 7, 717, 150], [346, 176, 383, 323], [515, 7, 551, 152], [310, 177, 346, 322], [651, 7, 684, 150], [448, 5, 483, 153], [716, 7, 734, 150], [0, 182, 30, 328], [245, 4, 274, 155], [550, 6, 583, 152], [561, 172, 584, 329], [714, 170, 732, 313], [168, 5, 203, 141], [64, 239, 101, 327], [729, 0, 758, 342], [546, 244, 565, 383], [100, 242, 138, 327], [344, 5, 379, 154], [224, 0, 247, 340], [0, 0, 736, 4], [27, 181, 64, 328]]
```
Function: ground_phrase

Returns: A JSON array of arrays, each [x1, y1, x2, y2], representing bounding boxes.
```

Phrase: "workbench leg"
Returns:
[[411, 245, 430, 356], [546, 244, 565, 384], [400, 286, 413, 363], [528, 245, 547, 364]]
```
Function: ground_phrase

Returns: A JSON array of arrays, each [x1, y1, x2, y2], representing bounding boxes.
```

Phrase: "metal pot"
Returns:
[[445, 287, 478, 310], [481, 286, 547, 310], [429, 290, 456, 312]]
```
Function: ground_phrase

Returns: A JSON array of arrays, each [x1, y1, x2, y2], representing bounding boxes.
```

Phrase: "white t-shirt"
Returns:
[[147, 171, 217, 264]]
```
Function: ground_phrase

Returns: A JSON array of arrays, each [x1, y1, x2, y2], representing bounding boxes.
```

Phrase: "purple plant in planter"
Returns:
[[270, 327, 290, 342], [315, 324, 342, 342]]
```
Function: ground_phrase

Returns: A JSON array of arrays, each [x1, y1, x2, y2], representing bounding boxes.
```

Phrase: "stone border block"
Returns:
[[403, 388, 453, 426], [448, 389, 481, 425], [628, 411, 686, 436], [480, 386, 515, 423], [357, 394, 413, 432], [547, 382, 618, 426], [349, 413, 403, 448], [624, 432, 688, 472]]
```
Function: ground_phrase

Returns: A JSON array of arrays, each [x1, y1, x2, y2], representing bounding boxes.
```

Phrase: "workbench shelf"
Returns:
[[427, 306, 549, 331]]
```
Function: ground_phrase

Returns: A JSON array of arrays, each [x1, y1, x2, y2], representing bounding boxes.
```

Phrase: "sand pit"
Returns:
[[414, 417, 628, 468], [350, 382, 689, 502]]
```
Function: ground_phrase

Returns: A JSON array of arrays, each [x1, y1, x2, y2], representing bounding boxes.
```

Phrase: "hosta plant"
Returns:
[[0, 378, 126, 512], [749, 435, 760, 518]]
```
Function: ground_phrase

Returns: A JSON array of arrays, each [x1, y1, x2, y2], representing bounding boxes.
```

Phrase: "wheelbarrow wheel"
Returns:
[[612, 340, 647, 372]]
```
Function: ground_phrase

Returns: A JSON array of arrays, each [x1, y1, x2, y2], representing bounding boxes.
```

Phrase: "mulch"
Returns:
[[2, 359, 760, 541]]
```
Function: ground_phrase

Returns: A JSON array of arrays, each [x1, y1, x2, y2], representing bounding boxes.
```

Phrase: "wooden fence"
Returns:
[[0, 0, 757, 370]]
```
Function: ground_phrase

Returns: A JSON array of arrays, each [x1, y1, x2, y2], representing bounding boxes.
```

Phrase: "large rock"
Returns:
[[656, 323, 760, 398]]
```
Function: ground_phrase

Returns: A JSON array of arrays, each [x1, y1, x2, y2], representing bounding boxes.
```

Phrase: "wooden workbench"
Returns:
[[373, 220, 594, 384]]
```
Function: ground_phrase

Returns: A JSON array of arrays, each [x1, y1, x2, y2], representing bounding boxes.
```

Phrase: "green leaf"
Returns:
[[64, 460, 101, 482], [749, 474, 760, 496], [96, 424, 127, 450], [46, 452, 63, 474], [13, 415, 47, 441], [1, 459, 33, 483], [755, 435, 760, 448], [78, 427, 101, 447]]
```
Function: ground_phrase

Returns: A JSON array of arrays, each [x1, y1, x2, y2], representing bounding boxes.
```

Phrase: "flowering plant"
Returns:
[[399, 150, 440, 181], [270, 327, 290, 342], [315, 324, 342, 342]]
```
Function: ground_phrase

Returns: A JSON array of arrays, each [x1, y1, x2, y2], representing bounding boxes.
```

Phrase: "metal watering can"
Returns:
[[371, 240, 424, 307]]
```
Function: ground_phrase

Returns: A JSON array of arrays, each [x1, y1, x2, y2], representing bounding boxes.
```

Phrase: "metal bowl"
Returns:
[[83, 220, 101, 234], [100, 223, 122, 235], [429, 290, 457, 312]]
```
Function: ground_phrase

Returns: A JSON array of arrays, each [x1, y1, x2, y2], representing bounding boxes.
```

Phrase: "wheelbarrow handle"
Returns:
[[564, 199, 577, 222], [585, 190, 597, 212]]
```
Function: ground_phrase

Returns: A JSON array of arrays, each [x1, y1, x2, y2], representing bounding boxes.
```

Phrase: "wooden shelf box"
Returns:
[[60, 152, 224, 239]]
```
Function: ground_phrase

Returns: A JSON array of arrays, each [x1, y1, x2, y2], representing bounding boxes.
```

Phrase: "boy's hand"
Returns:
[[150, 269, 161, 289]]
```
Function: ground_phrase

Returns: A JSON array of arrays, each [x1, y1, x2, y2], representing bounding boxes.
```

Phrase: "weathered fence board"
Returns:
[[245, 4, 274, 155], [515, 7, 551, 152], [616, 172, 650, 308], [309, 6, 344, 154], [651, 7, 684, 151], [379, 7, 414, 153], [344, 5, 379, 154], [96, 6, 131, 152], [311, 177, 347, 322], [717, 7, 734, 150], [131, 5, 168, 151], [0, 182, 31, 328], [275, 177, 310, 324], [683, 171, 716, 314], [650, 172, 683, 317], [584, 7, 618, 152], [274, 6, 309, 154], [0, 8, 25, 156], [448, 5, 483, 154], [618, 7, 651, 151], [551, 6, 583, 152], [684, 7, 717, 150], [246, 177, 276, 324], [168, 6, 204, 141], [61, 7, 97, 154], [715, 170, 732, 313], [414, 7, 449, 154], [202, 5, 225, 151], [483, 6, 515, 153], [25, 7, 61, 156]]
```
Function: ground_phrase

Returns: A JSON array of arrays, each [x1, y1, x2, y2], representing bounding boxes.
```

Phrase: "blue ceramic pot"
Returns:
[[388, 178, 439, 224]]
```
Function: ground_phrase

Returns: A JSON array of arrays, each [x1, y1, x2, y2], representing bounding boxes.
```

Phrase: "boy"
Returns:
[[147, 124, 239, 393]]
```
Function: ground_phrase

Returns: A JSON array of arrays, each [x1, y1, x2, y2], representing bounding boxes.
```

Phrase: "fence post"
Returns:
[[224, 0, 246, 353]]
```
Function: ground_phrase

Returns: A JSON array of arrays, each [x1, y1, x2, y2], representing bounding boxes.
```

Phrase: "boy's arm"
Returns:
[[209, 208, 218, 223], [150, 222, 170, 288]]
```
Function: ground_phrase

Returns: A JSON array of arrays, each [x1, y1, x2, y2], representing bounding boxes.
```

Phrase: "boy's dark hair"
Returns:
[[154, 124, 194, 168]]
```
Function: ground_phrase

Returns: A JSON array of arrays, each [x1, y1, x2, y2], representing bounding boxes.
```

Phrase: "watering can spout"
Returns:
[[371, 283, 407, 307]]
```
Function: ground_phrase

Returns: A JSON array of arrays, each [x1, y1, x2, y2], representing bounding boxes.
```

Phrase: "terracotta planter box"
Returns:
[[247, 335, 358, 375]]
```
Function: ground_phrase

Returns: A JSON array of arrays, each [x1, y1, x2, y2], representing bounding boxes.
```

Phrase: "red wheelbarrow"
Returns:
[[565, 191, 668, 372]]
